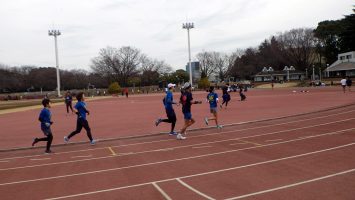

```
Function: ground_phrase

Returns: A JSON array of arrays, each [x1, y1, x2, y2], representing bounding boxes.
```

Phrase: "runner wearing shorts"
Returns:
[[178, 82, 202, 140], [205, 86, 222, 129]]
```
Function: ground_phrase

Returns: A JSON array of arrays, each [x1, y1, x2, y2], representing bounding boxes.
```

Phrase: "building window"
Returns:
[[340, 56, 345, 60], [346, 55, 352, 59]]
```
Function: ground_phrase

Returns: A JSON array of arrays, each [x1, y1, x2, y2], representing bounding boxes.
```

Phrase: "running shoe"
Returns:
[[155, 118, 162, 126], [169, 131, 178, 136], [176, 133, 186, 140], [217, 125, 223, 129], [64, 136, 69, 144], [90, 139, 96, 145], [44, 150, 53, 154], [32, 138, 39, 147], [204, 117, 209, 125]]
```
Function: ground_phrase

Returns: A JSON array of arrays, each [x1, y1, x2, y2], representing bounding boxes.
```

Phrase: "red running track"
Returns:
[[0, 87, 355, 150], [0, 103, 354, 199]]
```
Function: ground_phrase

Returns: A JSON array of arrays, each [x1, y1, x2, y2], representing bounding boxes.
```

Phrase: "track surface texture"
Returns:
[[0, 87, 355, 199]]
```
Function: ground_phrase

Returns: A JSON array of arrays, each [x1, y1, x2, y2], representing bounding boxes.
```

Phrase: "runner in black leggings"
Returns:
[[64, 92, 96, 145], [32, 98, 54, 154], [65, 91, 74, 114]]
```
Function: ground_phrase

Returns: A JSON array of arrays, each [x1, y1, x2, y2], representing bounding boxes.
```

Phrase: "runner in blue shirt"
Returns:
[[32, 98, 54, 154], [64, 92, 96, 145], [205, 86, 222, 129], [155, 83, 179, 135]]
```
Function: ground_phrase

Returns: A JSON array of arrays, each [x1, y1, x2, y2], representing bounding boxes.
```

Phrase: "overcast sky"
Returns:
[[0, 0, 353, 71]]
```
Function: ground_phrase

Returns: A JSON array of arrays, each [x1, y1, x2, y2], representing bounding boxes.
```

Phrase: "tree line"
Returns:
[[0, 65, 108, 93], [196, 7, 354, 80]]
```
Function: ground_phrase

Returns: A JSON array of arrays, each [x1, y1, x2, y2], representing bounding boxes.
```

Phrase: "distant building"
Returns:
[[254, 66, 305, 82], [186, 61, 201, 82], [325, 51, 355, 77]]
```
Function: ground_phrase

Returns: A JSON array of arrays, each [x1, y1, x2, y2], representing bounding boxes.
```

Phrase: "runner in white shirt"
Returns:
[[340, 78, 347, 93]]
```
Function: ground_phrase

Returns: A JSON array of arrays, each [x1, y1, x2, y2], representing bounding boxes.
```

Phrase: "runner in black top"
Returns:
[[178, 82, 202, 140], [65, 91, 74, 114]]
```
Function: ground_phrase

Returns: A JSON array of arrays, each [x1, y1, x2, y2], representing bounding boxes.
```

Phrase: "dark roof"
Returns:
[[326, 62, 355, 72]]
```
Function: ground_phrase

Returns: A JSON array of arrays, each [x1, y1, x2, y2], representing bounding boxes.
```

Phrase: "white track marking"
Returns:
[[176, 178, 215, 200], [0, 160, 10, 163], [108, 147, 117, 156], [155, 148, 175, 152], [192, 146, 213, 149], [44, 142, 355, 200], [1, 108, 354, 162], [229, 142, 248, 146], [224, 168, 355, 200], [238, 139, 262, 146], [265, 139, 283, 142], [30, 158, 51, 161], [152, 182, 172, 200], [1, 119, 355, 171], [71, 155, 92, 159], [1, 128, 354, 186], [119, 152, 134, 155]]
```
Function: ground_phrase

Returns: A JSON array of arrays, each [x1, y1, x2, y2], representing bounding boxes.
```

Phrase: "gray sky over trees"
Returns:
[[0, 0, 353, 70]]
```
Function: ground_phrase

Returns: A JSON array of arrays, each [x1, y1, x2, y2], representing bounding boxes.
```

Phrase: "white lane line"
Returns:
[[152, 182, 172, 200], [298, 136, 315, 139], [2, 128, 354, 187], [0, 160, 10, 163], [176, 178, 215, 200], [265, 139, 283, 142], [2, 109, 354, 162], [224, 168, 355, 200], [119, 152, 134, 155], [45, 142, 355, 200], [192, 146, 213, 149], [229, 142, 247, 146], [1, 120, 355, 172], [238, 139, 262, 146], [30, 158, 51, 161], [156, 148, 175, 152], [71, 155, 92, 159]]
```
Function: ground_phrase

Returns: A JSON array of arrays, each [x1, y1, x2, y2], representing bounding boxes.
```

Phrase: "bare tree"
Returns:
[[91, 46, 142, 86], [196, 51, 216, 78], [140, 55, 172, 75], [117, 46, 141, 86], [139, 55, 172, 86], [277, 28, 316, 70], [91, 46, 120, 82]]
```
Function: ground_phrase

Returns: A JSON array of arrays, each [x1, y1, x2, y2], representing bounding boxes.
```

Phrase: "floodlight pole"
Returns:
[[183, 22, 194, 86], [48, 30, 61, 97]]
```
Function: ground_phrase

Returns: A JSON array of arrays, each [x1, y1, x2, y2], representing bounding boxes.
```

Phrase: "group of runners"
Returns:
[[156, 82, 237, 140], [32, 82, 241, 153], [32, 92, 96, 153]]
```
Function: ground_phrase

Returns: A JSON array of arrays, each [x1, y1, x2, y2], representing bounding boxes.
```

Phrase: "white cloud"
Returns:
[[0, 0, 353, 70]]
